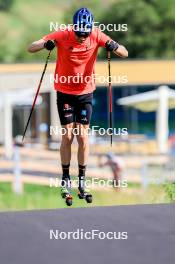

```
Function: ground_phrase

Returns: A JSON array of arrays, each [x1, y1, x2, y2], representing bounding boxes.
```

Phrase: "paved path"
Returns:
[[0, 204, 174, 264]]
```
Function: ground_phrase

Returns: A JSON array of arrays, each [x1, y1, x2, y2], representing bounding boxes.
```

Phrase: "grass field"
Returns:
[[0, 182, 173, 211]]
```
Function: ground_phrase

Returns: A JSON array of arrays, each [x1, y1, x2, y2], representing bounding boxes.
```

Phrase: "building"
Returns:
[[0, 60, 175, 156]]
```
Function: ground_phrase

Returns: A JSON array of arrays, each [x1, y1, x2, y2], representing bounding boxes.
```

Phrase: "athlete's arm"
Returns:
[[98, 30, 128, 58], [28, 39, 55, 53], [28, 39, 45, 53], [105, 40, 128, 58], [113, 44, 128, 58]]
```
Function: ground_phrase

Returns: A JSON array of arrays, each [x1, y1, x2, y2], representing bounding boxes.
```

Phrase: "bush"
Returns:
[[164, 183, 175, 202]]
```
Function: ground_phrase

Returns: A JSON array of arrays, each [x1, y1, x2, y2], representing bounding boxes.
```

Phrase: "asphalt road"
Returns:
[[0, 204, 174, 264]]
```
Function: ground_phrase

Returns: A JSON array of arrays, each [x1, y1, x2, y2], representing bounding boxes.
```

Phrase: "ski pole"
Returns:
[[107, 50, 113, 146], [22, 50, 51, 142]]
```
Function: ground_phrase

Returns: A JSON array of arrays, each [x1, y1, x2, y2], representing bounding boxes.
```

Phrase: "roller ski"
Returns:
[[78, 188, 93, 204], [61, 186, 73, 206]]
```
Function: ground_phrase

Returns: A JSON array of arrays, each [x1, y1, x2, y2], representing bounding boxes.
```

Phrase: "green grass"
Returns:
[[0, 182, 172, 212]]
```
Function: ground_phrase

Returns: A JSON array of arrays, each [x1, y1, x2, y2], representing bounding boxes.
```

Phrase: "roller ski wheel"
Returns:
[[78, 189, 93, 204], [65, 194, 73, 206], [61, 187, 73, 206]]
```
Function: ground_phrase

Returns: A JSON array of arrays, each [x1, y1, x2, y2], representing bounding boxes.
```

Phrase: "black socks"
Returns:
[[61, 164, 86, 191], [78, 165, 86, 192], [61, 164, 71, 188]]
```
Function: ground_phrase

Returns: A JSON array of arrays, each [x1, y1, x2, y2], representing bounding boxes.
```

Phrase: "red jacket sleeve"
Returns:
[[98, 30, 111, 47], [42, 30, 66, 43]]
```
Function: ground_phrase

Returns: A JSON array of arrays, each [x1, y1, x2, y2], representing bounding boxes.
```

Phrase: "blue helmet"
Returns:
[[73, 7, 94, 36]]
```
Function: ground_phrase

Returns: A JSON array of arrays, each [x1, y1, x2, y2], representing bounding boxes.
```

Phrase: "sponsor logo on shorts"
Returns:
[[81, 110, 87, 116], [81, 117, 88, 122], [63, 104, 71, 111], [64, 114, 72, 118]]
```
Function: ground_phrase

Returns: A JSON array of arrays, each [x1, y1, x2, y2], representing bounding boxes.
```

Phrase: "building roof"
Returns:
[[0, 60, 175, 88], [117, 85, 175, 112]]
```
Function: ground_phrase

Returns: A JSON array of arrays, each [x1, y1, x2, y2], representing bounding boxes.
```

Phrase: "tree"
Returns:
[[0, 0, 14, 11], [99, 0, 161, 59], [99, 0, 175, 59]]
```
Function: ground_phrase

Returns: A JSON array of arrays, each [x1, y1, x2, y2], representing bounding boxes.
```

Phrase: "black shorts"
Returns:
[[56, 91, 93, 125]]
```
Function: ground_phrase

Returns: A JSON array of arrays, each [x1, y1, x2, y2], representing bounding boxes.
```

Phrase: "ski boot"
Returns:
[[78, 188, 92, 203], [61, 186, 73, 206]]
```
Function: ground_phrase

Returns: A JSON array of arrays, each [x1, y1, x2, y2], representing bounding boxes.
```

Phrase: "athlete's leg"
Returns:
[[113, 167, 121, 188], [75, 94, 93, 193], [76, 123, 89, 166], [75, 93, 93, 166], [60, 123, 75, 189], [60, 123, 75, 165], [56, 91, 75, 189], [76, 123, 89, 192]]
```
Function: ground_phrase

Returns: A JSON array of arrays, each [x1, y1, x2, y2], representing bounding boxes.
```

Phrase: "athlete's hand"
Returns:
[[105, 40, 119, 52], [44, 40, 55, 50]]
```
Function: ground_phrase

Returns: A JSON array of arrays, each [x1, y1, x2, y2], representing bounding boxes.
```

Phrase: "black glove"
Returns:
[[44, 40, 55, 50], [105, 40, 119, 52]]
